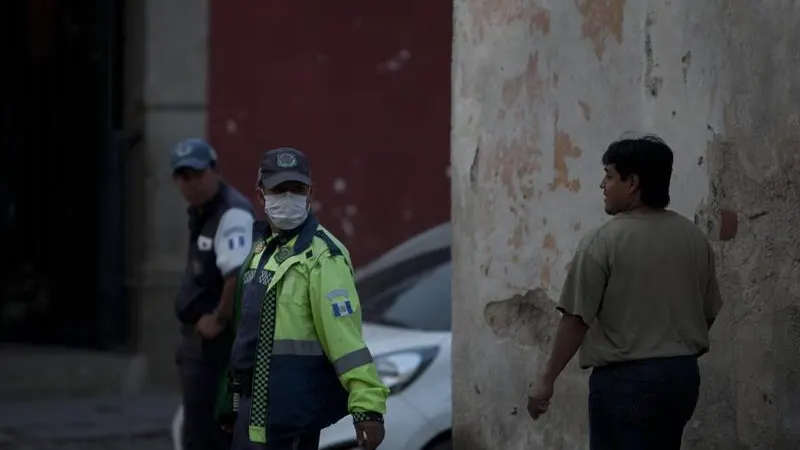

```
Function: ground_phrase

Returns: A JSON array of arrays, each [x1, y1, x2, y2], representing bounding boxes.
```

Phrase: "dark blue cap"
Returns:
[[258, 147, 312, 189], [171, 138, 218, 173]]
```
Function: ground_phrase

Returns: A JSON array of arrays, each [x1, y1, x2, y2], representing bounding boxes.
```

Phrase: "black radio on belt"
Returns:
[[230, 371, 252, 391], [229, 372, 243, 413], [229, 372, 243, 393]]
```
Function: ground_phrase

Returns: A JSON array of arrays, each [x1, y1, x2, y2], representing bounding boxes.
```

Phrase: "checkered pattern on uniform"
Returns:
[[242, 269, 255, 285], [257, 268, 270, 285], [248, 271, 277, 432]]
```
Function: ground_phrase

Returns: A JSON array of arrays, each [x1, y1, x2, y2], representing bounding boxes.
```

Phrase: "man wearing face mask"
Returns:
[[217, 147, 389, 450]]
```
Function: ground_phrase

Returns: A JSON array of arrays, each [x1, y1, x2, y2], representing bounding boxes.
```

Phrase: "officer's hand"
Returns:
[[354, 420, 384, 450], [196, 313, 223, 339]]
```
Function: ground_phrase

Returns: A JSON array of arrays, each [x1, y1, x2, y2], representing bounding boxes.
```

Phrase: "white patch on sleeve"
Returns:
[[214, 208, 255, 275]]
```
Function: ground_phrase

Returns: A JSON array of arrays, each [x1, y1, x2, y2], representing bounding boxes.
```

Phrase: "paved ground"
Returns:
[[0, 395, 178, 450]]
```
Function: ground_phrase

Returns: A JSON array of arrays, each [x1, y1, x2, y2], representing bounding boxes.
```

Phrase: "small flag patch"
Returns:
[[332, 300, 354, 318]]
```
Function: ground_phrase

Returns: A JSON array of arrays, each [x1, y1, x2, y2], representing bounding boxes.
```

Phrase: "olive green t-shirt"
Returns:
[[558, 210, 723, 369]]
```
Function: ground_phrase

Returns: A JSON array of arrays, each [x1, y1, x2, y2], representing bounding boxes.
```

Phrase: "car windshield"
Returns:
[[358, 260, 452, 332]]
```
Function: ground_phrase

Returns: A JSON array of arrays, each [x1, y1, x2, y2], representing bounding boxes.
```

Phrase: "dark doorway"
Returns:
[[0, 0, 131, 350]]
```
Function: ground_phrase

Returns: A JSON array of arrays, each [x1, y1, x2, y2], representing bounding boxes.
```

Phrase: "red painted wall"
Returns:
[[208, 1, 452, 267]]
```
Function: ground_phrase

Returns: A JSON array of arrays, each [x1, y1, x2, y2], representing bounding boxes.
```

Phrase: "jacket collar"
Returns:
[[253, 212, 319, 255]]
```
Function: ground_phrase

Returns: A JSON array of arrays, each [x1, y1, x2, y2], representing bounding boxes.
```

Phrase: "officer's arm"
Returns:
[[213, 208, 254, 321], [309, 254, 390, 421]]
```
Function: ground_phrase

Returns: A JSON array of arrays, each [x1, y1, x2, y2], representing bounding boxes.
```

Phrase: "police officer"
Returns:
[[171, 138, 255, 450], [217, 147, 388, 450]]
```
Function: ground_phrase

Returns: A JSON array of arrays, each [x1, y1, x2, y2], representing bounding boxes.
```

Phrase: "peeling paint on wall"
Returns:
[[577, 100, 591, 120], [577, 0, 626, 60], [530, 8, 550, 35], [467, 1, 551, 41], [549, 111, 583, 193], [484, 289, 558, 349], [542, 233, 557, 251], [501, 51, 544, 108], [484, 140, 541, 200]]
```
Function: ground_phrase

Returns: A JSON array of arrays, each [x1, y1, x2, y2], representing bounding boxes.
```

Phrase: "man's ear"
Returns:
[[627, 174, 640, 193]]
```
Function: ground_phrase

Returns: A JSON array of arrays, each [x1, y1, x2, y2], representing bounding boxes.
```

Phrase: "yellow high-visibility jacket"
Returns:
[[216, 215, 389, 444]]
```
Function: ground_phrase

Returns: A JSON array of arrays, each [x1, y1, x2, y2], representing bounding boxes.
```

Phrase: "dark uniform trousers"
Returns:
[[231, 394, 320, 450], [177, 331, 232, 450], [175, 182, 254, 450]]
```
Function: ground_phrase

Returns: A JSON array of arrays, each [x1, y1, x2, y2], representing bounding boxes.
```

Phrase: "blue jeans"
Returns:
[[589, 355, 700, 450]]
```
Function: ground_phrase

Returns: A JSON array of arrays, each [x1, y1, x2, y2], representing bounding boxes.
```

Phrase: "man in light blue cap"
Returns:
[[171, 138, 255, 450]]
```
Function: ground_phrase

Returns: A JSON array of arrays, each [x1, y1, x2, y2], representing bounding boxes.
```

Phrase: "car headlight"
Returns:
[[374, 346, 439, 395]]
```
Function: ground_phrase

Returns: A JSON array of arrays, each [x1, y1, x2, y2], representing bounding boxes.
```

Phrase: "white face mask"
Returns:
[[263, 192, 309, 230]]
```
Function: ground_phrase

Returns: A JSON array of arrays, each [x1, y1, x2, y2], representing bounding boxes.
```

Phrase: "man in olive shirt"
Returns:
[[528, 135, 723, 450]]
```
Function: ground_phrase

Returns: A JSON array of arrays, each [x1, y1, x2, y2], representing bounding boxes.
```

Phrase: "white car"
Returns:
[[172, 223, 453, 450], [320, 223, 452, 450]]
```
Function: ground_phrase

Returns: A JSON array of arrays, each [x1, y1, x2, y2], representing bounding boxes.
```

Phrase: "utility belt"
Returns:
[[229, 369, 254, 412]]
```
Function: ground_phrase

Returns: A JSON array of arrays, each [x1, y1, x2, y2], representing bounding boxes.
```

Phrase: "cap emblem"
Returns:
[[175, 142, 193, 157], [276, 152, 298, 168]]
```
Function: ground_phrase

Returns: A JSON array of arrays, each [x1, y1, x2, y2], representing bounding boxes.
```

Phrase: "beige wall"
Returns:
[[451, 0, 800, 448], [126, 0, 210, 391]]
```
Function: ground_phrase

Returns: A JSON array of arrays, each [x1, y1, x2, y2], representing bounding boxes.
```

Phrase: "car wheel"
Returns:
[[427, 439, 452, 450]]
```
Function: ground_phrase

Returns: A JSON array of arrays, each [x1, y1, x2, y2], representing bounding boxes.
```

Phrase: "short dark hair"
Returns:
[[601, 134, 673, 208]]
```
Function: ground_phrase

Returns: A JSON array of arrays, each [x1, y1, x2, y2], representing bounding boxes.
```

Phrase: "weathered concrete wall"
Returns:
[[451, 1, 800, 449], [125, 0, 210, 391]]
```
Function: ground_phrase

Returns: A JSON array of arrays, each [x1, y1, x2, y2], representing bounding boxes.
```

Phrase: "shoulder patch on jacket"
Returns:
[[327, 288, 354, 318]]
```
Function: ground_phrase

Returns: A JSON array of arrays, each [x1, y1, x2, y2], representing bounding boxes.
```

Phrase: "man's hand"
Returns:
[[527, 375, 555, 421], [218, 413, 236, 434], [527, 313, 588, 421], [196, 312, 224, 339], [355, 421, 385, 450]]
